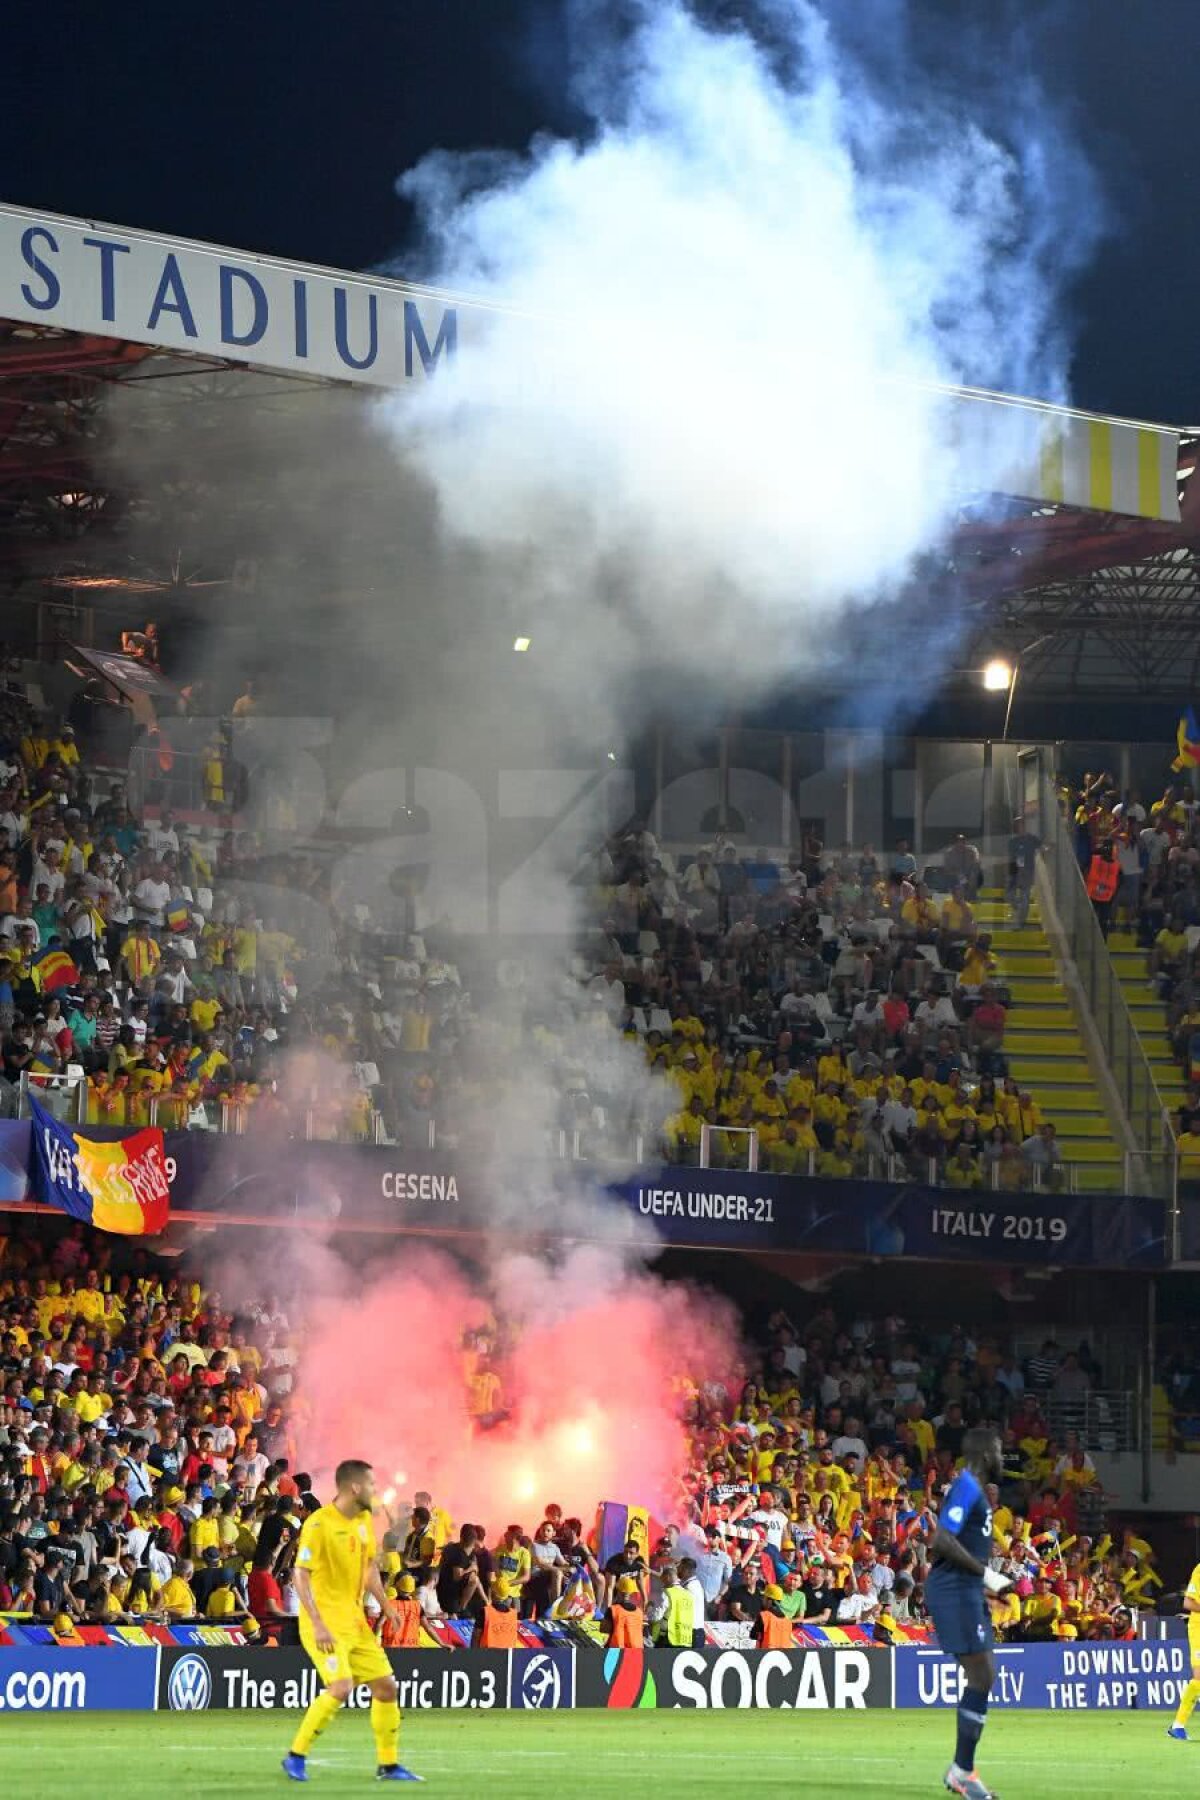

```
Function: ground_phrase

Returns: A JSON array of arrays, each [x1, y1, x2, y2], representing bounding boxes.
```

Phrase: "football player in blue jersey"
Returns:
[[925, 1428, 1010, 1800]]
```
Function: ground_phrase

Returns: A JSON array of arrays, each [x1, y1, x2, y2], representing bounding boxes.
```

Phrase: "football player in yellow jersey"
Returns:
[[283, 1459, 421, 1784], [1168, 1561, 1200, 1739]]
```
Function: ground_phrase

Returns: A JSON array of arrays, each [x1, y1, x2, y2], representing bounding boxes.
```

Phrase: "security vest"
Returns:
[[1085, 857, 1118, 903], [660, 1584, 695, 1647], [479, 1603, 520, 1649], [607, 1601, 644, 1648], [382, 1599, 421, 1647], [757, 1607, 794, 1649]]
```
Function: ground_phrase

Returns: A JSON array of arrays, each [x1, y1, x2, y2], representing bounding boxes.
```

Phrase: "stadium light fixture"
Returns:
[[983, 658, 1013, 692], [513, 635, 532, 653]]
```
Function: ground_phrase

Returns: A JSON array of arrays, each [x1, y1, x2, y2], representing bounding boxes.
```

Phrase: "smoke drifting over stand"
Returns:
[[386, 0, 1101, 727], [92, 3, 1102, 1518]]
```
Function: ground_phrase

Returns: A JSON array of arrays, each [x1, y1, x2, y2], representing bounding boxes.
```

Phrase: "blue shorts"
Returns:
[[925, 1566, 992, 1658]]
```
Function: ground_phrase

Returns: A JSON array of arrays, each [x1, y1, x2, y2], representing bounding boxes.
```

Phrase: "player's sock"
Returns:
[[1175, 1678, 1200, 1728], [291, 1689, 343, 1756], [954, 1686, 990, 1773], [371, 1696, 401, 1766]]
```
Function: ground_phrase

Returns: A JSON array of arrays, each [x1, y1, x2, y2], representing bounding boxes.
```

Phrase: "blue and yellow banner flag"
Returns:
[[29, 1096, 170, 1236], [1172, 708, 1200, 773], [165, 902, 190, 933], [594, 1501, 651, 1569]]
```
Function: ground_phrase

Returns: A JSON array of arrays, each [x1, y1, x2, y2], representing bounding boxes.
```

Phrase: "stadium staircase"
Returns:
[[977, 885, 1122, 1189], [1103, 929, 1187, 1124]]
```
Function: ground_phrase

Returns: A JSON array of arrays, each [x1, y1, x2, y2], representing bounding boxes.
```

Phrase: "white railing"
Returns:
[[699, 1123, 759, 1171], [16, 1068, 87, 1123]]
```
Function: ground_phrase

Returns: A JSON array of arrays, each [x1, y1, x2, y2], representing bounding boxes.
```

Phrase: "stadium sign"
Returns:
[[156, 1646, 508, 1711], [0, 1644, 1189, 1714], [0, 1121, 1169, 1271], [896, 1642, 1191, 1712], [0, 202, 1182, 522], [508, 1648, 575, 1710], [577, 1647, 890, 1711], [165, 1654, 212, 1712], [0, 1647, 157, 1712], [0, 204, 461, 389]]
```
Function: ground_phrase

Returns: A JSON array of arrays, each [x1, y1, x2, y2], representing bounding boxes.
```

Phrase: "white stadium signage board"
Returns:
[[0, 202, 1181, 523]]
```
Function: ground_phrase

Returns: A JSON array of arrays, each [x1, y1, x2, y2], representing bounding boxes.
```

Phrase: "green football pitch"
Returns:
[[0, 1709, 1186, 1799]]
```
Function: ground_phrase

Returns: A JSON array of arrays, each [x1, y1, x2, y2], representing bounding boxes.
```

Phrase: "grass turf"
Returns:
[[0, 1708, 1187, 1799]]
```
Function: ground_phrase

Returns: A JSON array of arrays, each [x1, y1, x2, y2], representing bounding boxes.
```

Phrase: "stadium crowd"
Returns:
[[677, 1308, 1151, 1646], [0, 658, 1078, 1195], [1069, 769, 1200, 1142], [0, 667, 1173, 1649], [578, 823, 1064, 1189], [0, 673, 454, 1144], [0, 1221, 1156, 1649]]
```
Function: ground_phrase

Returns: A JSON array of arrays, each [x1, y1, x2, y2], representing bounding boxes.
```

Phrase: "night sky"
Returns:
[[1, 0, 1195, 423]]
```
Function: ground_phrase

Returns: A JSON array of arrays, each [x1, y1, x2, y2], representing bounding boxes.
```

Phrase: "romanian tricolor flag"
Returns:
[[165, 902, 190, 934], [29, 1096, 170, 1236], [1172, 707, 1200, 772], [31, 946, 77, 993]]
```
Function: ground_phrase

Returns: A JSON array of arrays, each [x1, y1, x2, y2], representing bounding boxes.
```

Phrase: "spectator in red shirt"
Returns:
[[26, 1428, 53, 1494], [247, 1550, 289, 1640], [181, 1431, 216, 1488], [968, 983, 1007, 1073], [881, 993, 910, 1041], [196, 1352, 228, 1389], [166, 1354, 192, 1402], [157, 1496, 186, 1554]]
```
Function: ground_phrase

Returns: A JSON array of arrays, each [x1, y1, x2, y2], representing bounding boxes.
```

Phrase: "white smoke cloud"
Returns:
[[86, 2, 1106, 1518], [383, 0, 1099, 728]]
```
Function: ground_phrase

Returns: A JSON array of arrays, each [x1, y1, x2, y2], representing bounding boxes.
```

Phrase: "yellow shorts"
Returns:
[[300, 1619, 393, 1688], [1188, 1622, 1200, 1670]]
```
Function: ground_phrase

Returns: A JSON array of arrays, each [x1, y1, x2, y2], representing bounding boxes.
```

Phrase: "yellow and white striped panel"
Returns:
[[1042, 414, 1178, 521], [968, 393, 1181, 522]]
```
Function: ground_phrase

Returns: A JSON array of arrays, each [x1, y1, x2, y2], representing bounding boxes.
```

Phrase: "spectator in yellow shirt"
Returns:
[[50, 727, 81, 768], [71, 1270, 107, 1326], [121, 921, 162, 986], [959, 940, 998, 989], [74, 1372, 112, 1424], [940, 886, 977, 949], [755, 1078, 788, 1121], [990, 1587, 1022, 1638], [232, 917, 258, 977], [665, 1096, 706, 1157], [1177, 1126, 1200, 1177], [190, 992, 222, 1034], [945, 1145, 983, 1189], [904, 1402, 935, 1463], [1151, 916, 1189, 984], [161, 1563, 197, 1619], [899, 885, 939, 938], [205, 1573, 241, 1619], [1022, 1577, 1063, 1638], [416, 1491, 454, 1553], [402, 996, 433, 1053], [189, 1498, 222, 1558]]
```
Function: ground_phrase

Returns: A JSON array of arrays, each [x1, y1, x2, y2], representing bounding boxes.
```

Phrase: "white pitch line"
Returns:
[[308, 1748, 1136, 1771]]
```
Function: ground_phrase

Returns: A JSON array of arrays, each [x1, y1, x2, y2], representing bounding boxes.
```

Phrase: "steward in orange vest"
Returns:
[[478, 1602, 520, 1648], [478, 1577, 521, 1648], [606, 1577, 645, 1648], [382, 1586, 422, 1648], [1085, 851, 1118, 904], [753, 1586, 795, 1649]]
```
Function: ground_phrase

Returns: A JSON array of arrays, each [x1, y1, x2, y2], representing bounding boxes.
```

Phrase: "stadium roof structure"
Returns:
[[0, 202, 1197, 698]]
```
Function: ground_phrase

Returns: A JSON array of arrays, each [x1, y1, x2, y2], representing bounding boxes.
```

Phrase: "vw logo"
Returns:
[[520, 1654, 561, 1709], [167, 1654, 212, 1712]]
